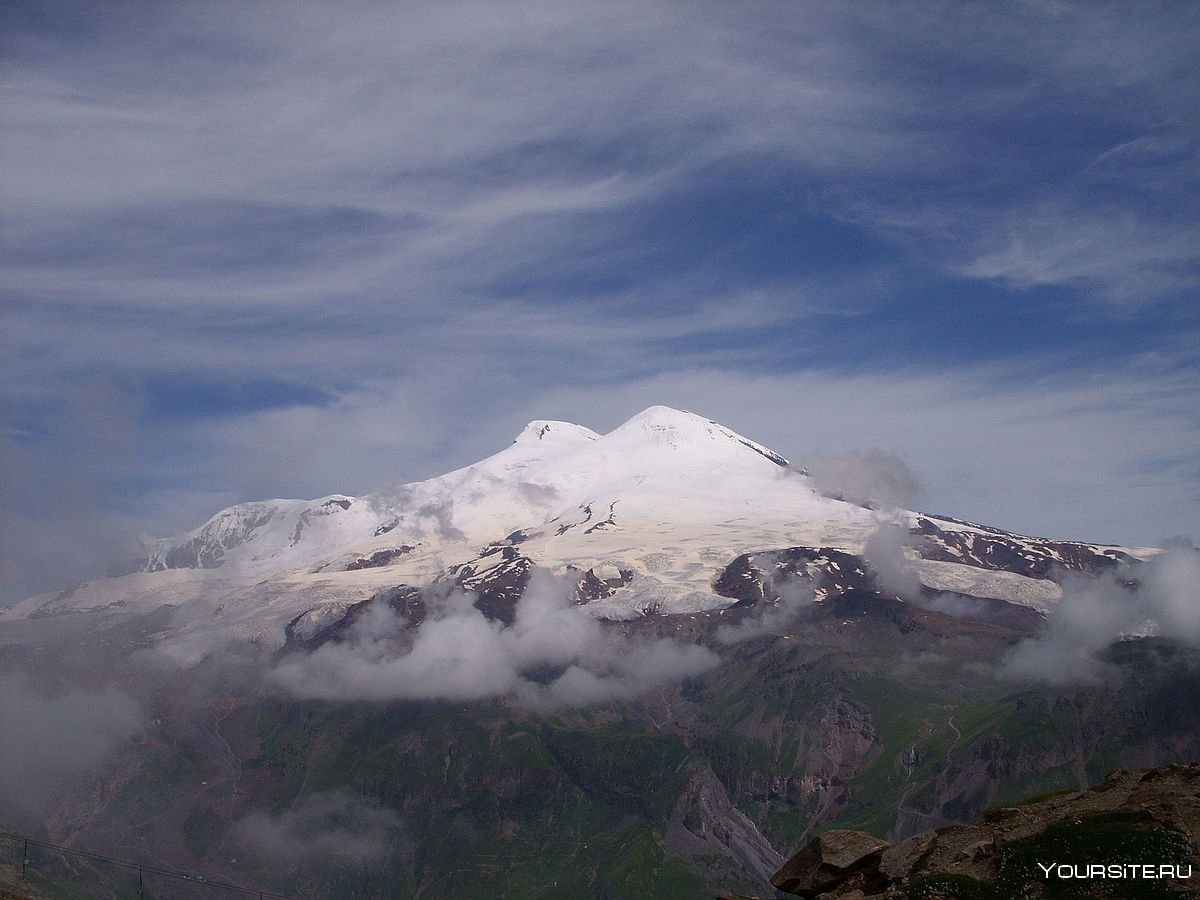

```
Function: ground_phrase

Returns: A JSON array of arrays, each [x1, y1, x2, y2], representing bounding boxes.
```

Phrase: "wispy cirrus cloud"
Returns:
[[5, 1, 1193, 313]]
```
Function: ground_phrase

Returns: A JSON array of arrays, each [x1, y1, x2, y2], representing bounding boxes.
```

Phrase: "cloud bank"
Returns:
[[714, 579, 817, 646], [801, 450, 921, 510], [858, 518, 1200, 685], [271, 572, 719, 708], [0, 675, 143, 827], [235, 790, 402, 866], [998, 550, 1200, 685]]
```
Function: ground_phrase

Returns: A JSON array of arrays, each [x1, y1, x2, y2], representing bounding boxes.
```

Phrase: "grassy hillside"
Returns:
[[4, 600, 1200, 898]]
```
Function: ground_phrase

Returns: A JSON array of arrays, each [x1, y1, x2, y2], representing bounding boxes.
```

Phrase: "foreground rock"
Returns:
[[771, 763, 1200, 897], [770, 830, 890, 896]]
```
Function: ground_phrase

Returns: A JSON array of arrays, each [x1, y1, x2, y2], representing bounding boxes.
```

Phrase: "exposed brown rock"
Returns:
[[770, 830, 890, 897], [771, 762, 1200, 897], [344, 545, 416, 570], [666, 761, 784, 885], [877, 830, 936, 882]]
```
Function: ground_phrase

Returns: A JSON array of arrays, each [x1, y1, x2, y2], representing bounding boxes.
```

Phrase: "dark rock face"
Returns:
[[877, 830, 937, 883], [665, 762, 785, 885], [583, 500, 619, 534], [448, 546, 534, 625], [374, 517, 399, 536], [17, 566, 1200, 900], [713, 547, 872, 606], [711, 546, 1043, 636], [553, 502, 594, 536], [912, 516, 1137, 581], [770, 829, 890, 897], [283, 584, 425, 651], [712, 553, 765, 604], [345, 545, 417, 570], [573, 565, 634, 603], [823, 589, 925, 634]]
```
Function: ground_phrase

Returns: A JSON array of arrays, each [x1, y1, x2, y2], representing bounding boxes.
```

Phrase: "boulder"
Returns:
[[878, 829, 937, 882], [770, 830, 891, 897]]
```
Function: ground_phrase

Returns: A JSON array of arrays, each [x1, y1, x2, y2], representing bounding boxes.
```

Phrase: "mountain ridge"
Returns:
[[1, 406, 1161, 661], [1, 407, 1196, 900]]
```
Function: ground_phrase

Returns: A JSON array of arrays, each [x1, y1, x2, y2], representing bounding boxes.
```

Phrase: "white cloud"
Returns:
[[801, 450, 921, 510], [955, 205, 1200, 304], [0, 675, 143, 823], [996, 549, 1200, 684], [4, 0, 1193, 312], [270, 572, 719, 707], [235, 790, 402, 867]]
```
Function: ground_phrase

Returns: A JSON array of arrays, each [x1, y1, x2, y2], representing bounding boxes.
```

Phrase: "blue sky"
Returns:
[[2, 1, 1198, 600]]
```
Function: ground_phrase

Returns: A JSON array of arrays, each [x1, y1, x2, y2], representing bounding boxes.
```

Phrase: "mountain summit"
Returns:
[[3, 406, 1152, 659], [125, 405, 836, 587], [511, 418, 600, 447]]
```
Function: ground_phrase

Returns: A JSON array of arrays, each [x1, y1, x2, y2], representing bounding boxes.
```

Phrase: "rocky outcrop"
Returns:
[[770, 829, 890, 896], [439, 543, 540, 624], [573, 564, 634, 603], [771, 763, 1200, 897], [345, 545, 417, 570], [282, 584, 425, 650], [911, 516, 1138, 581], [665, 761, 784, 885], [712, 547, 871, 606]]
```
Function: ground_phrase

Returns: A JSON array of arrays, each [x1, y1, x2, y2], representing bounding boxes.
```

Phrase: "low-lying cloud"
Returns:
[[366, 476, 562, 544], [845, 522, 1057, 629], [799, 450, 921, 510], [515, 480, 562, 507], [0, 675, 143, 827], [714, 556, 817, 644], [861, 522, 1200, 684], [235, 790, 402, 866], [367, 483, 466, 542], [271, 572, 719, 708], [862, 521, 924, 597], [998, 549, 1200, 684]]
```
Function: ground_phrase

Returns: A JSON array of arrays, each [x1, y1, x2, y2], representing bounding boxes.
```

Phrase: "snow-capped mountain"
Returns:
[[2, 406, 1155, 658]]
